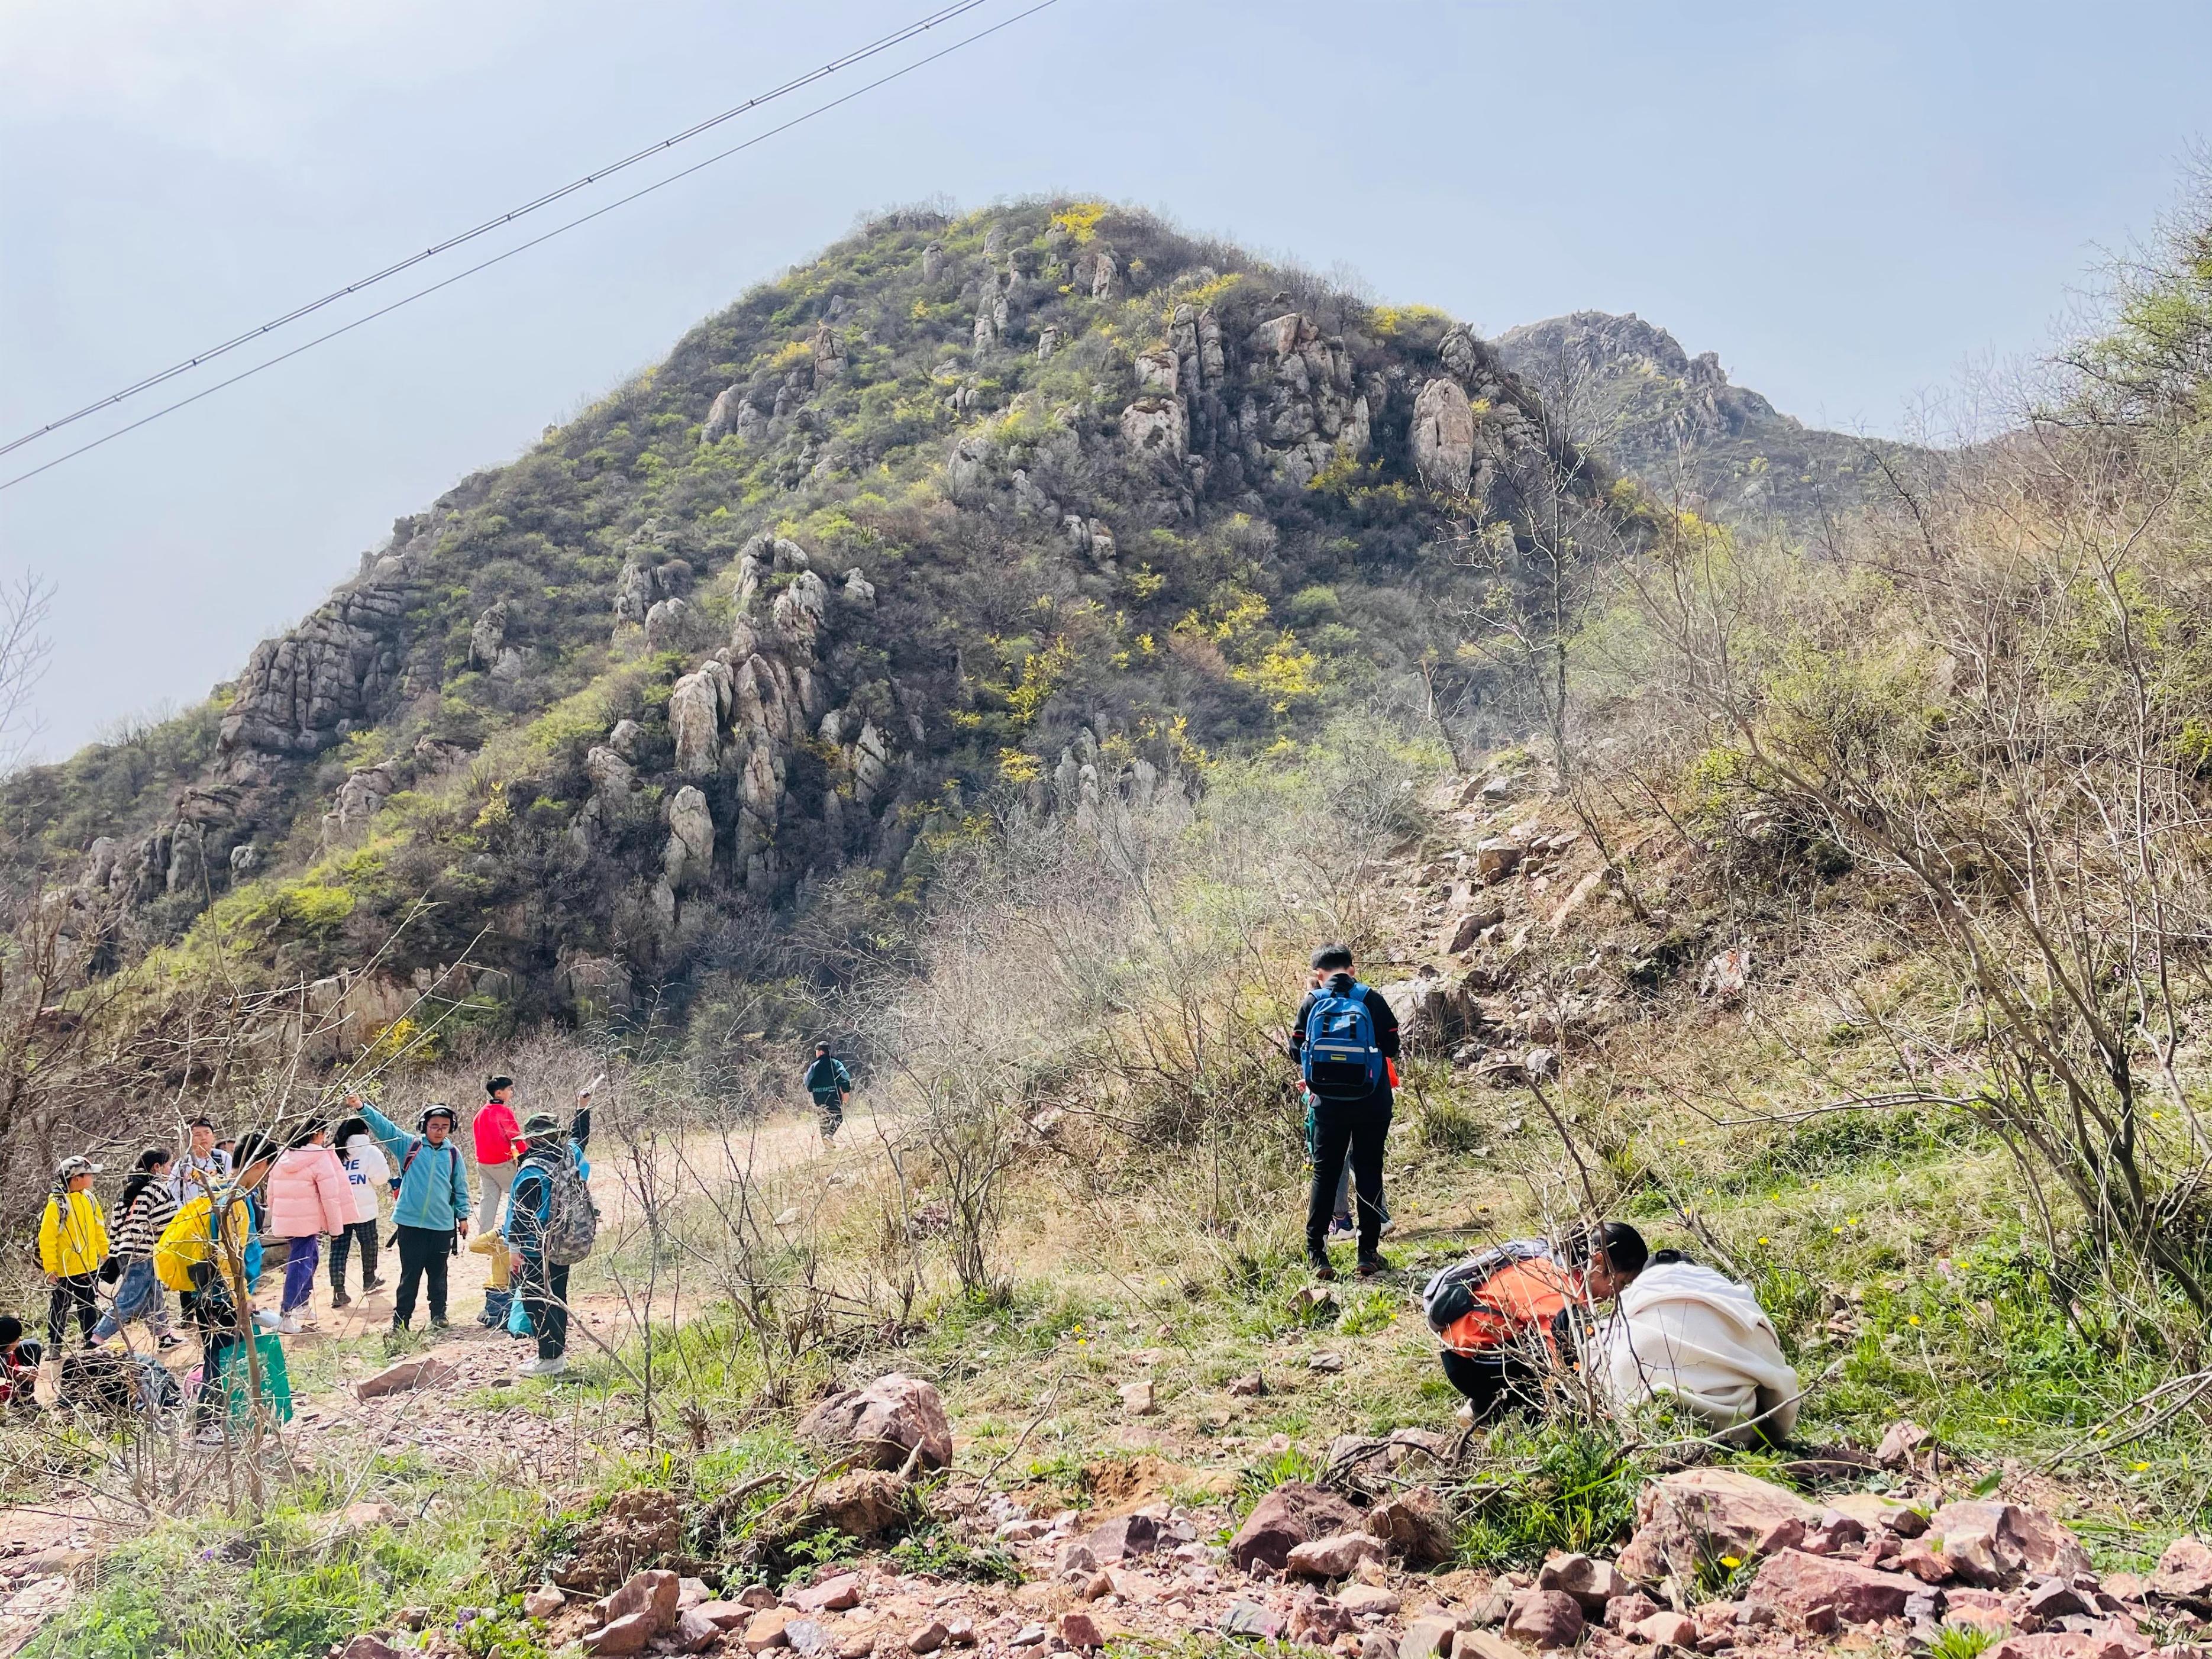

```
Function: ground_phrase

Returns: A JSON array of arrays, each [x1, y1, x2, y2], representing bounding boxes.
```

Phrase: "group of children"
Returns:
[[20, 1075, 597, 1438]]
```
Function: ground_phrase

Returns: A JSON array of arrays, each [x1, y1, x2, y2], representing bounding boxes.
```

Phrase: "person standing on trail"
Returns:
[[470, 1076, 524, 1329], [328, 1108, 389, 1306], [173, 1132, 277, 1445], [37, 1157, 108, 1399], [91, 1148, 181, 1352], [354, 1102, 470, 1335], [508, 1087, 595, 1379], [1288, 944, 1400, 1281], [804, 1042, 852, 1140], [266, 1124, 353, 1333], [171, 1118, 230, 1204]]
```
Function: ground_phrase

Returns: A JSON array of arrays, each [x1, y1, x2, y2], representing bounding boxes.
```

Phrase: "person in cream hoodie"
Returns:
[[1590, 1251, 1801, 1444]]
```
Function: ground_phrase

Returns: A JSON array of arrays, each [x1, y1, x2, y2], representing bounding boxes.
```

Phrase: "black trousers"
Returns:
[[182, 1290, 242, 1425], [328, 1220, 380, 1292], [392, 1225, 453, 1325], [1307, 1089, 1391, 1256], [47, 1273, 98, 1349], [813, 1092, 844, 1136], [519, 1258, 571, 1361], [1440, 1348, 1546, 1422]]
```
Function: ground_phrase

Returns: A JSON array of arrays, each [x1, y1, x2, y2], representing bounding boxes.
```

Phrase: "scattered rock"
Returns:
[[1308, 1352, 1345, 1373], [671, 1608, 722, 1654], [1396, 1614, 1458, 1659], [602, 1570, 681, 1634], [1746, 1550, 1917, 1626], [1286, 1532, 1388, 1580], [787, 1574, 862, 1614], [1875, 1421, 1933, 1469], [797, 1469, 908, 1539], [1636, 1611, 1700, 1647], [1504, 1589, 1585, 1649], [1826, 1493, 1926, 1537], [583, 1611, 658, 1657], [335, 1639, 401, 1659], [1474, 840, 1525, 882], [354, 1358, 458, 1400], [1009, 1624, 1046, 1647], [1988, 1637, 2136, 1659], [1058, 1612, 1105, 1650], [695, 1602, 751, 1631], [2153, 1535, 2212, 1600], [744, 1608, 795, 1651], [1084, 1513, 1161, 1564], [1222, 1600, 1286, 1639], [796, 1374, 952, 1470], [1365, 1487, 1454, 1568], [1336, 1584, 1400, 1618], [1606, 1593, 1662, 1632], [1538, 1552, 1630, 1612], [1446, 906, 1507, 953], [1229, 1482, 1364, 1572], [1895, 1539, 1956, 1584], [1930, 1502, 2092, 1587], [907, 1620, 948, 1654], [524, 1584, 567, 1620], [1618, 1468, 1824, 1583], [1454, 1634, 1525, 1659], [1228, 1372, 1266, 1397], [1118, 1380, 1157, 1415]]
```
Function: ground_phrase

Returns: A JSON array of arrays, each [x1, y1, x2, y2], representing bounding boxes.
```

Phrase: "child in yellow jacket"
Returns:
[[39, 1157, 109, 1379]]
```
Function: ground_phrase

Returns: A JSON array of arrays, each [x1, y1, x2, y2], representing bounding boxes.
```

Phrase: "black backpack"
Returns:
[[59, 1348, 180, 1416], [1420, 1238, 1551, 1334]]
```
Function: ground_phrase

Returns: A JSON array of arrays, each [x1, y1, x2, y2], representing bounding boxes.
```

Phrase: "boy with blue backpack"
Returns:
[[1289, 943, 1402, 1280], [506, 1087, 596, 1380]]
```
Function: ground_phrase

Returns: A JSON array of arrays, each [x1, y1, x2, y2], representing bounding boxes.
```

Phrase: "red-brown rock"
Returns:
[[788, 1574, 863, 1614], [1618, 1470, 1823, 1584], [2152, 1535, 2212, 1600], [1504, 1589, 1586, 1648], [672, 1609, 723, 1655], [1989, 1635, 2135, 1659], [1538, 1553, 1631, 1612], [602, 1570, 682, 1634], [335, 1639, 400, 1659], [1229, 1482, 1364, 1572], [1636, 1612, 1698, 1647], [1365, 1486, 1454, 1568], [1085, 1513, 1161, 1563], [583, 1611, 659, 1657], [796, 1373, 952, 1470], [1932, 1503, 2093, 1587], [1058, 1613, 1105, 1650], [1897, 1540, 1956, 1584], [694, 1602, 751, 1631], [1606, 1593, 1662, 1633], [1287, 1532, 1389, 1579], [1746, 1548, 1919, 1626]]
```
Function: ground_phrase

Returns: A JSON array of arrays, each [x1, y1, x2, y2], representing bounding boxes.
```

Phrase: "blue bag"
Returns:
[[1302, 980, 1385, 1100], [508, 1291, 534, 1338]]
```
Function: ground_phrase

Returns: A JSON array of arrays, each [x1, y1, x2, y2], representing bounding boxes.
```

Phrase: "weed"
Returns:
[[886, 1526, 1022, 1584], [1337, 1290, 1399, 1337], [1924, 1622, 2000, 1659], [1452, 1422, 1642, 1568]]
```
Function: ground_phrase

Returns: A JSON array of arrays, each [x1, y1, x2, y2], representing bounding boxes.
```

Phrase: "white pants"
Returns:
[[479, 1159, 515, 1234]]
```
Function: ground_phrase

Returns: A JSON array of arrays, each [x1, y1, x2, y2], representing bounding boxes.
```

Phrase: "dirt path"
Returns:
[[0, 1106, 886, 1652]]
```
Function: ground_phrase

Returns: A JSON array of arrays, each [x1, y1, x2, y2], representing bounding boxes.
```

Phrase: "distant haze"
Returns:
[[2, 0, 2207, 756]]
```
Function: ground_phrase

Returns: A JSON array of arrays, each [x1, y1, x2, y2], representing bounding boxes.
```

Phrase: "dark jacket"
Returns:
[[1290, 973, 1402, 1100], [805, 1056, 852, 1099], [510, 1105, 592, 1263]]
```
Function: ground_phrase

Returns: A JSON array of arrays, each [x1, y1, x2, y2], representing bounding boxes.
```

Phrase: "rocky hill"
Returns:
[[1493, 311, 1916, 531], [0, 199, 1610, 1058]]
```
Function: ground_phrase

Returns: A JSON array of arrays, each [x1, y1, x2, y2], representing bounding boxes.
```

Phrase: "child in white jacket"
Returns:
[[328, 1113, 390, 1308], [1591, 1254, 1801, 1444]]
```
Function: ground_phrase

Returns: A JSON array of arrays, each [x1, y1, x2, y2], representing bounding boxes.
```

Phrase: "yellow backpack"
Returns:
[[154, 1196, 219, 1293]]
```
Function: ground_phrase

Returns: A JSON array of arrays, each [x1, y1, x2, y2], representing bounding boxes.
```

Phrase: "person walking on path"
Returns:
[[1288, 944, 1401, 1281], [91, 1148, 181, 1352], [354, 1102, 470, 1335], [804, 1042, 852, 1141], [328, 1109, 388, 1306], [37, 1156, 108, 1399], [266, 1124, 353, 1333], [171, 1118, 230, 1205], [508, 1089, 595, 1380]]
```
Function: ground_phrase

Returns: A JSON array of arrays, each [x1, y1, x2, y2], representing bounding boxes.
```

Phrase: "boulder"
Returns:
[[787, 1574, 862, 1614], [1286, 1532, 1388, 1579], [1229, 1482, 1364, 1572], [1618, 1468, 1824, 1583], [1365, 1486, 1454, 1567], [1538, 1553, 1632, 1612], [802, 1469, 908, 1539], [1896, 1539, 1956, 1583], [1447, 906, 1507, 953], [797, 1374, 952, 1470], [1503, 1589, 1585, 1649], [644, 597, 690, 651], [583, 1612, 658, 1657], [1336, 1584, 1400, 1617], [1745, 1550, 1917, 1626], [335, 1640, 401, 1659], [907, 1621, 948, 1654], [1605, 1593, 1661, 1633], [1825, 1492, 1927, 1537], [1119, 398, 1189, 461], [1084, 1513, 1160, 1563], [1118, 1380, 1157, 1415], [602, 1570, 682, 1634], [663, 786, 715, 892], [1473, 839, 1525, 882], [1930, 1502, 2092, 1587], [1988, 1637, 2136, 1659], [744, 1609, 795, 1652], [695, 1602, 751, 1631], [2152, 1535, 2212, 1599], [1411, 378, 1476, 496]]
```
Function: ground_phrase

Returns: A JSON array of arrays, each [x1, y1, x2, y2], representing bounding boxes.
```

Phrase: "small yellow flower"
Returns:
[[1677, 1138, 1687, 1147], [1757, 1237, 1769, 1246], [2133, 1461, 2150, 1472], [1832, 1226, 1844, 1235], [1720, 1556, 1741, 1570], [1907, 1315, 1921, 1326]]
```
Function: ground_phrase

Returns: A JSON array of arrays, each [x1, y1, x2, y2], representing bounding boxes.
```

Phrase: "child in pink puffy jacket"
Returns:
[[266, 1124, 354, 1332]]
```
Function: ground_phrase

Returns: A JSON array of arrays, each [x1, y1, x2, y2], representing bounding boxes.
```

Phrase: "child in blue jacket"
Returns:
[[356, 1103, 471, 1332]]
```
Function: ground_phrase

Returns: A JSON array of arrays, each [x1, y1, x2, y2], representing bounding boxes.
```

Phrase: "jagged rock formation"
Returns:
[[1493, 311, 1920, 528], [0, 198, 1614, 1037]]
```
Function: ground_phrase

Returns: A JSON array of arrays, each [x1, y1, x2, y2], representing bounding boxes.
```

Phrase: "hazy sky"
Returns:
[[2, 0, 2206, 758]]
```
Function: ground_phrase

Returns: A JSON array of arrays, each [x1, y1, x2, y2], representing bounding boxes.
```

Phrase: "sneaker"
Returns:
[[428, 1316, 450, 1333], [277, 1316, 304, 1335], [517, 1355, 567, 1379], [1356, 1253, 1393, 1277], [156, 1333, 183, 1351], [1306, 1253, 1338, 1283], [361, 1277, 386, 1293], [191, 1424, 225, 1448], [253, 1309, 280, 1331], [331, 1290, 351, 1309], [1326, 1215, 1355, 1237]]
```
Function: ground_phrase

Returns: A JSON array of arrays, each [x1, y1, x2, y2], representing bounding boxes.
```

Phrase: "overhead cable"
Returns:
[[0, 0, 990, 462]]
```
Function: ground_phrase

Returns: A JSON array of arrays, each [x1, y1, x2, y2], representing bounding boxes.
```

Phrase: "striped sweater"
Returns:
[[109, 1180, 179, 1261]]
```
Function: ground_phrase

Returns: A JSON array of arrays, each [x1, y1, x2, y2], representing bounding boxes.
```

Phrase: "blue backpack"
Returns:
[[1302, 980, 1386, 1100]]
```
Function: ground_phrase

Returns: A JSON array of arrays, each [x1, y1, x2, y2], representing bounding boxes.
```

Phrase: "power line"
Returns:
[[0, 0, 993, 463], [0, 0, 1060, 496]]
